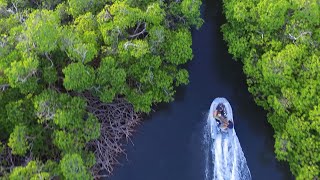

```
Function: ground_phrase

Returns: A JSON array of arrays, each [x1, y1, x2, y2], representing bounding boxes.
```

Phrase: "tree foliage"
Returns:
[[0, 0, 202, 178], [24, 9, 61, 53], [9, 160, 60, 179], [62, 62, 95, 91], [222, 0, 320, 178], [60, 153, 91, 180], [8, 125, 29, 156]]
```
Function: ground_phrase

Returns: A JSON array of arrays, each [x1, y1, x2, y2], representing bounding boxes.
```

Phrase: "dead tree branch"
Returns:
[[84, 94, 141, 179], [129, 23, 147, 38], [0, 145, 30, 176]]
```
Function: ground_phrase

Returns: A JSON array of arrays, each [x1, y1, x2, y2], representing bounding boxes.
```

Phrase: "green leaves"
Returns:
[[96, 57, 125, 86], [125, 90, 154, 113], [145, 3, 165, 25], [63, 62, 95, 91], [121, 40, 149, 59], [176, 69, 189, 86], [96, 57, 126, 102], [10, 160, 60, 180], [221, 24, 249, 59], [53, 97, 86, 129], [255, 0, 289, 32], [5, 56, 39, 93], [259, 45, 304, 88], [54, 130, 81, 153], [10, 161, 46, 180], [60, 153, 91, 180], [83, 114, 100, 142], [8, 125, 29, 156], [291, 0, 320, 26], [24, 10, 61, 53], [309, 105, 320, 134], [5, 97, 35, 135], [109, 1, 145, 30], [68, 0, 103, 18], [164, 28, 193, 65], [60, 26, 99, 64], [34, 90, 57, 122], [47, 95, 100, 154], [68, 0, 91, 17], [181, 0, 203, 28]]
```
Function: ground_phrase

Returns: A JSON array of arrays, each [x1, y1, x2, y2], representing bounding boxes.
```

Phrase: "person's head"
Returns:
[[217, 103, 224, 112]]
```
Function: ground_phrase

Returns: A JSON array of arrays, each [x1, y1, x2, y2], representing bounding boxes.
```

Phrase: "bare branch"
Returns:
[[288, 31, 312, 42], [45, 52, 54, 68], [17, 70, 37, 83], [129, 23, 147, 38], [0, 84, 10, 91], [83, 93, 141, 178]]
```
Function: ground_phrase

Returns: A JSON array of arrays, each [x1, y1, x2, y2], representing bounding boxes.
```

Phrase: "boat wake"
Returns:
[[204, 98, 251, 180]]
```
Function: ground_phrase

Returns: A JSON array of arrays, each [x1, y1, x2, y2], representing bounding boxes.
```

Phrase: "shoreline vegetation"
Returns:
[[0, 0, 202, 179], [221, 0, 320, 179]]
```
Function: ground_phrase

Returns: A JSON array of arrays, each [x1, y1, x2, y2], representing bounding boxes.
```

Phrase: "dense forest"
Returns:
[[222, 0, 320, 179], [0, 0, 202, 179]]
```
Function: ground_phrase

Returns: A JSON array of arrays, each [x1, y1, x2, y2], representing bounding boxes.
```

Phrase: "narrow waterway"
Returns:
[[109, 1, 294, 180]]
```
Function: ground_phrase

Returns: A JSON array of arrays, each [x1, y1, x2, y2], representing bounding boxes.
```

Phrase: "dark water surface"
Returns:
[[110, 1, 294, 180]]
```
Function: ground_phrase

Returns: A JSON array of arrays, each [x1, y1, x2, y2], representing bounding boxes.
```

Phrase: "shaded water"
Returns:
[[109, 1, 294, 180]]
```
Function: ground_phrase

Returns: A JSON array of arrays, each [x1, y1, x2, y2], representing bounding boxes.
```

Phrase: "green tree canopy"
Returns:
[[62, 62, 95, 91], [8, 125, 29, 156], [60, 153, 91, 180], [222, 0, 320, 178], [24, 9, 61, 54]]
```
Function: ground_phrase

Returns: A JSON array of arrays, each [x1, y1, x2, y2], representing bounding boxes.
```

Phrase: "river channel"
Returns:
[[110, 1, 294, 179]]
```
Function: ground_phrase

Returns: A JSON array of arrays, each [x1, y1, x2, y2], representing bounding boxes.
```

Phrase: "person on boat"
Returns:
[[213, 103, 233, 130], [221, 120, 233, 129], [213, 104, 226, 120]]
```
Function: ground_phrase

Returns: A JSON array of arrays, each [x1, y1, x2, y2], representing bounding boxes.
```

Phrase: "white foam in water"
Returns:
[[204, 98, 251, 180]]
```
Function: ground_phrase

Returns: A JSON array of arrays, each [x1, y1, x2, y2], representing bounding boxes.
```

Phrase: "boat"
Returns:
[[209, 97, 234, 134]]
